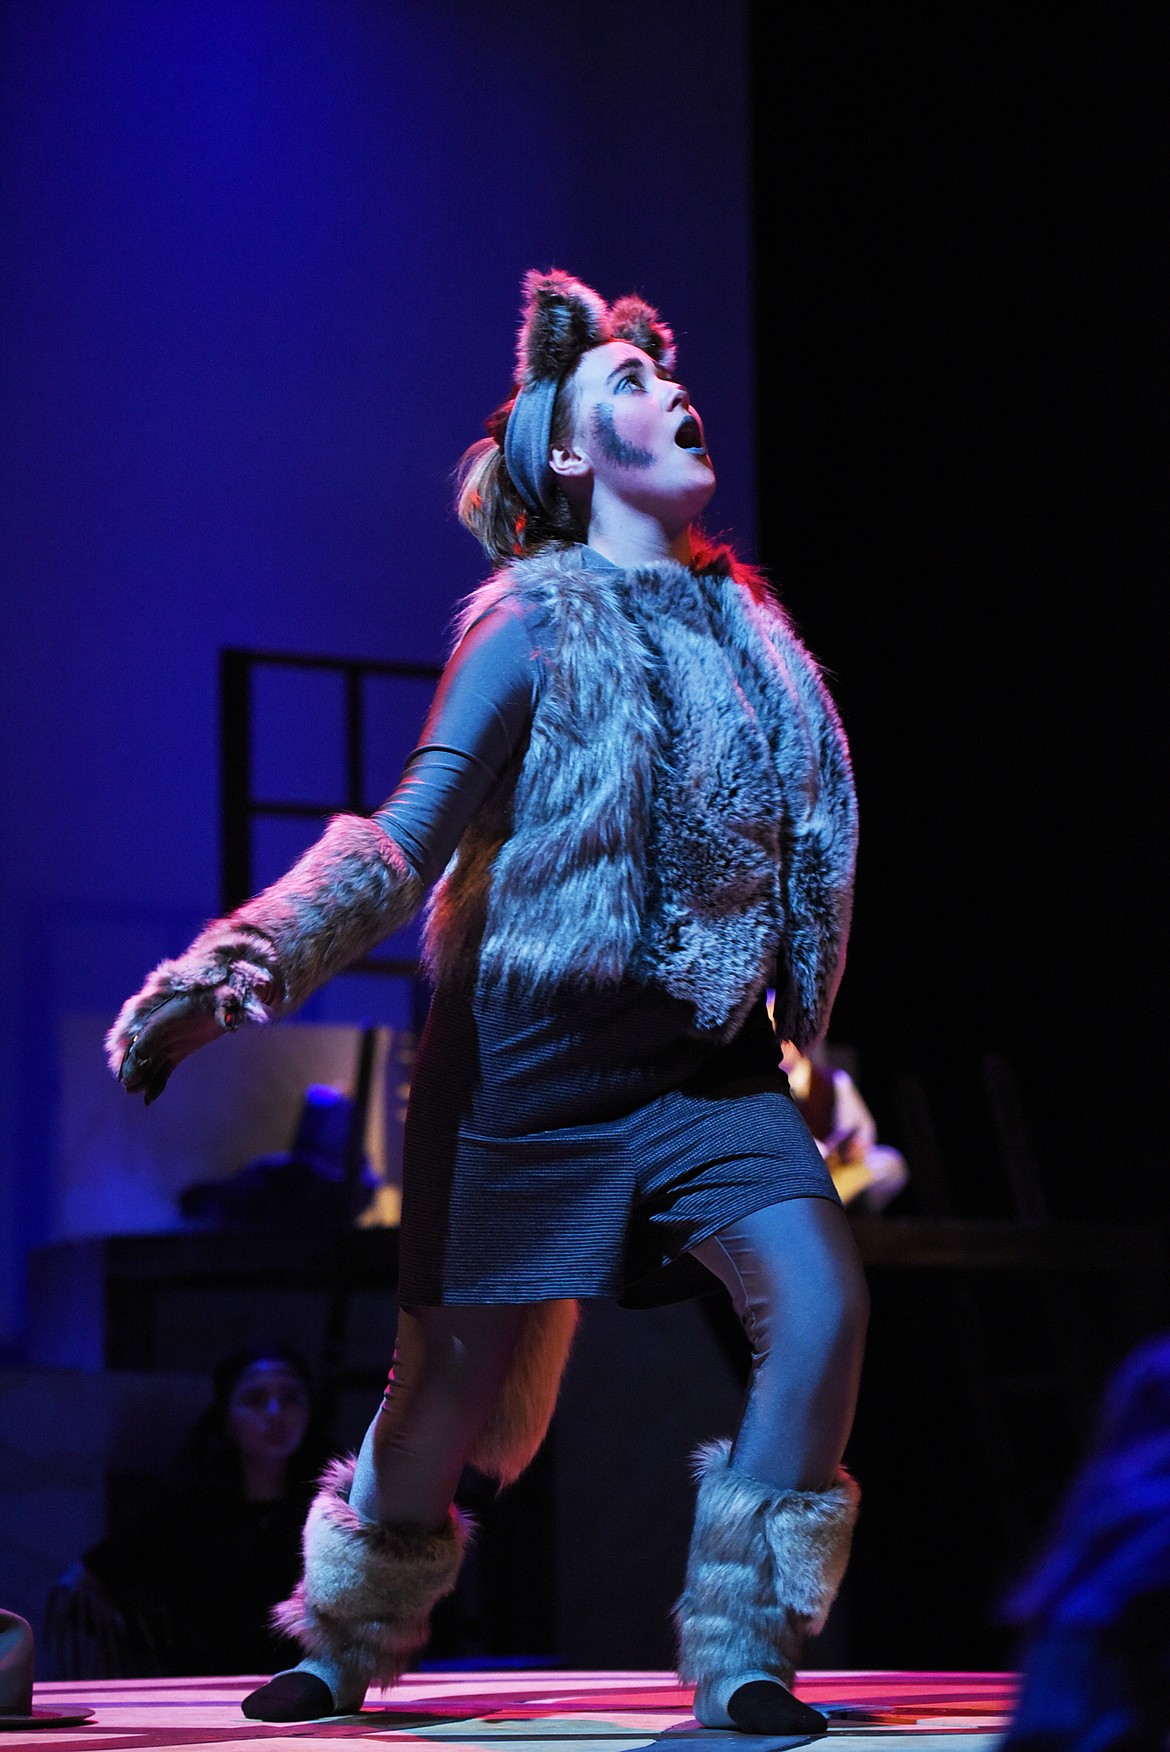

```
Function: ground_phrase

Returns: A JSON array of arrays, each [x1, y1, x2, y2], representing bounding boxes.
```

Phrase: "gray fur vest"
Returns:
[[422, 543, 857, 1049]]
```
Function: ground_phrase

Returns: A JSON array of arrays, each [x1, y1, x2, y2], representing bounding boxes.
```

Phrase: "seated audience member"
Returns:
[[1002, 1332, 1170, 1749], [45, 1345, 330, 1678]]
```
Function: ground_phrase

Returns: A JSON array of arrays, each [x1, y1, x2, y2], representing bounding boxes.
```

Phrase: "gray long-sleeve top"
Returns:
[[371, 600, 539, 888]]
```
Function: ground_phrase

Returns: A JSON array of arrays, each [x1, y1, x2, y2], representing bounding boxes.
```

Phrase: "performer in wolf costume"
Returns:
[[108, 271, 867, 1737]]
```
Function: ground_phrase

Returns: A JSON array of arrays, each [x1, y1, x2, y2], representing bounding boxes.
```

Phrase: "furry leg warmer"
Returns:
[[262, 1456, 469, 1708], [106, 815, 422, 1083], [466, 1299, 579, 1487], [674, 1440, 859, 1736]]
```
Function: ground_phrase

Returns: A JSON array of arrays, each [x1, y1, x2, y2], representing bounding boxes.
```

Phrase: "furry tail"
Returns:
[[467, 1300, 579, 1487]]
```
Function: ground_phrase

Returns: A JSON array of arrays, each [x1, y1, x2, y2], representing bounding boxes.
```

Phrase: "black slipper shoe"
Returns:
[[726, 1678, 828, 1737], [240, 1672, 337, 1721]]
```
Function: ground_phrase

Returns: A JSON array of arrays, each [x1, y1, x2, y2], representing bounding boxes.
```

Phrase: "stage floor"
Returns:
[[25, 1669, 1015, 1750]]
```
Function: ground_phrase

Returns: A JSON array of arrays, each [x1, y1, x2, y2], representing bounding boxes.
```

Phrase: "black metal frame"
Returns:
[[219, 646, 440, 978]]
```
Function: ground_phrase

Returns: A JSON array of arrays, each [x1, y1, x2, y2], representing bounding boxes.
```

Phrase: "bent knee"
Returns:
[[831, 1259, 870, 1361], [744, 1248, 869, 1375], [811, 1238, 869, 1354]]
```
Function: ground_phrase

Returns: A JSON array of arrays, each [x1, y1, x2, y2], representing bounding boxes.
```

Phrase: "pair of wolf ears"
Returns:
[[513, 268, 677, 389]]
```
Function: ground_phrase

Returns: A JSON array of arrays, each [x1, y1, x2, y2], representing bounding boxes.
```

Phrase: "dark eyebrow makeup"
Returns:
[[605, 355, 647, 385]]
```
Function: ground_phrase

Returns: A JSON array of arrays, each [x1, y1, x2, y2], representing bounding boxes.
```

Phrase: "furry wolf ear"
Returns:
[[608, 294, 677, 375], [515, 269, 610, 388]]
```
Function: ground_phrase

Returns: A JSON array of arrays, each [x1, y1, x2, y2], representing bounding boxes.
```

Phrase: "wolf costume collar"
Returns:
[[424, 542, 857, 1049]]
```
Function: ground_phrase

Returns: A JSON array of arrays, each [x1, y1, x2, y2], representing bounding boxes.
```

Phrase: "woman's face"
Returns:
[[555, 340, 716, 525], [226, 1359, 311, 1468]]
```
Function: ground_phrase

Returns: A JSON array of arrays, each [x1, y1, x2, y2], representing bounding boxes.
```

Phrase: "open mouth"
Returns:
[[674, 414, 705, 453]]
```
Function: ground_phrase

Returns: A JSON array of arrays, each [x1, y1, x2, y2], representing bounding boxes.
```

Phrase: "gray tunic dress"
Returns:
[[375, 552, 838, 1309]]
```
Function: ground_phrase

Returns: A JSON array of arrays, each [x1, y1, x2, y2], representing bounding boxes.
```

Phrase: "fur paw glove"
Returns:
[[107, 815, 422, 1101]]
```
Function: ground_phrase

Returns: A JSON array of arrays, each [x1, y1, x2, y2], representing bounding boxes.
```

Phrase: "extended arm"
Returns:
[[371, 599, 537, 887], [107, 601, 537, 1101]]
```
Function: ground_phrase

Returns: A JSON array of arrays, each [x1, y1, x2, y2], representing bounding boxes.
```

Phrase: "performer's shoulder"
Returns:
[[449, 544, 587, 654], [495, 542, 597, 598], [693, 532, 801, 635]]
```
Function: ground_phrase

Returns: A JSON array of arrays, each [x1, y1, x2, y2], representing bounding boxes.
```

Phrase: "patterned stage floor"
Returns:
[[21, 1669, 1015, 1750]]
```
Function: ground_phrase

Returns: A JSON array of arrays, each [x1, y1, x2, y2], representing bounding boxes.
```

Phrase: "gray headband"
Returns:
[[503, 377, 560, 514]]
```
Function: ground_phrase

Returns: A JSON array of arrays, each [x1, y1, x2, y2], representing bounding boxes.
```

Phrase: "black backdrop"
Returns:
[[749, 8, 1167, 1665], [751, 7, 1166, 1221]]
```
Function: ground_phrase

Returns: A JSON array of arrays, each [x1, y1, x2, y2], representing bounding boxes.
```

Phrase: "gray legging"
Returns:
[[349, 1195, 868, 1528]]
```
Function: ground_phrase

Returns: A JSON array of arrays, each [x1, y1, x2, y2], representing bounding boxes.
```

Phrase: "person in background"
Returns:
[[767, 993, 908, 1212], [46, 1346, 330, 1679]]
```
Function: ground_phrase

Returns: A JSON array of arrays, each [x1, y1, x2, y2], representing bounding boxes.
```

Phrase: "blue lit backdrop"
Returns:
[[0, 0, 756, 1345]]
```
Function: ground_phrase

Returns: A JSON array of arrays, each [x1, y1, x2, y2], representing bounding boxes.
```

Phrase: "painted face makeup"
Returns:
[[590, 402, 655, 468], [564, 340, 716, 523]]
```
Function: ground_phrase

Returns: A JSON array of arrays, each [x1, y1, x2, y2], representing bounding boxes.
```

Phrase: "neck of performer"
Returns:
[[585, 493, 695, 569]]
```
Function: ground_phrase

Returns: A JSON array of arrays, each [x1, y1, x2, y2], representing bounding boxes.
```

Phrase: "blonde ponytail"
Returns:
[[455, 390, 582, 566]]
